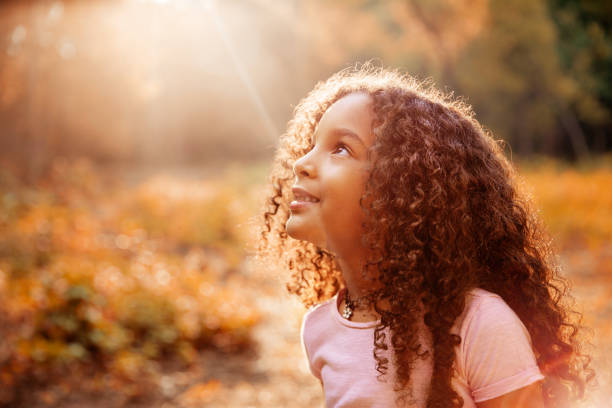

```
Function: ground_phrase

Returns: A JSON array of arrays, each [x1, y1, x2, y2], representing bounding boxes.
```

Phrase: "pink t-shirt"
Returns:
[[301, 287, 544, 407]]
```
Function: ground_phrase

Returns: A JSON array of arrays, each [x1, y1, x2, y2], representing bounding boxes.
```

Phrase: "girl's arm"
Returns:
[[476, 381, 545, 408]]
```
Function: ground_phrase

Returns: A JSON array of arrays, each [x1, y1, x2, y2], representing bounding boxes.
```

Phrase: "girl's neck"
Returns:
[[335, 257, 382, 322], [336, 257, 380, 297]]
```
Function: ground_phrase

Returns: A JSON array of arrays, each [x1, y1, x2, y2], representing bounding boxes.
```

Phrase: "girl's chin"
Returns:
[[285, 221, 307, 241], [285, 218, 320, 245]]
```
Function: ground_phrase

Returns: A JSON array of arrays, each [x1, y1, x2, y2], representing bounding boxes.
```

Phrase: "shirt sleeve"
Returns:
[[300, 310, 322, 381], [460, 294, 545, 403]]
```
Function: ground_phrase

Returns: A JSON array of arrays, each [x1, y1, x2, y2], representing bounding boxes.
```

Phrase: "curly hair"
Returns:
[[256, 64, 593, 407]]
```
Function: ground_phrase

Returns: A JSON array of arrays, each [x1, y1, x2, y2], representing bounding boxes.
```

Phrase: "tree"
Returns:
[[548, 0, 612, 154]]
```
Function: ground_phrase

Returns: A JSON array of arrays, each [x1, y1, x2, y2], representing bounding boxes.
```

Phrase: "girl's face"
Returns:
[[285, 92, 376, 257]]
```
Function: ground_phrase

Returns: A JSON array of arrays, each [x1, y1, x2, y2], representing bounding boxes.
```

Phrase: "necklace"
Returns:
[[342, 289, 372, 320]]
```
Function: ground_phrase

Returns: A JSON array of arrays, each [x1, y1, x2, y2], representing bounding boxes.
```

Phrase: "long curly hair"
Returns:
[[256, 64, 593, 407]]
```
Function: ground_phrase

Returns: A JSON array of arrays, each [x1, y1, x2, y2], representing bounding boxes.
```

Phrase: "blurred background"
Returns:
[[0, 0, 610, 407]]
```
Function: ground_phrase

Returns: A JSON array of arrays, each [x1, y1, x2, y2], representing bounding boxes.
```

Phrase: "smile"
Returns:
[[294, 195, 319, 203], [289, 199, 319, 211]]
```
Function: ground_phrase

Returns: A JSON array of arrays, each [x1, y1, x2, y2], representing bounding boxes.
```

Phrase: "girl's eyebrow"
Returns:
[[313, 127, 366, 148]]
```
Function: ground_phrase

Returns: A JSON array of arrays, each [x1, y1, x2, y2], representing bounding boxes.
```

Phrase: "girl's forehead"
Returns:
[[326, 92, 372, 117], [312, 93, 375, 144]]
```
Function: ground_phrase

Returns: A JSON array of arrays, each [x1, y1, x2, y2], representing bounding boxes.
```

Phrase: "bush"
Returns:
[[0, 159, 260, 406]]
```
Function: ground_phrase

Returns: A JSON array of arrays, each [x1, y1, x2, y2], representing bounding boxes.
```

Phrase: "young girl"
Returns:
[[257, 65, 593, 407]]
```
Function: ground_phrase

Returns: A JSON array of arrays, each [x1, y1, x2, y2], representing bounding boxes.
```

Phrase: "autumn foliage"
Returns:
[[0, 158, 260, 406]]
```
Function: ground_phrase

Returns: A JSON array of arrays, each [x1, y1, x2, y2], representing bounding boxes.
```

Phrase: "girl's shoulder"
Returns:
[[454, 288, 544, 400], [303, 295, 338, 324], [459, 287, 523, 329], [465, 287, 503, 307], [301, 295, 339, 348], [456, 287, 532, 347]]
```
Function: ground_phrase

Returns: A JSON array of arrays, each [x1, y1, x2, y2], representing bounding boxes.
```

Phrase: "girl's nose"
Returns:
[[293, 153, 317, 178]]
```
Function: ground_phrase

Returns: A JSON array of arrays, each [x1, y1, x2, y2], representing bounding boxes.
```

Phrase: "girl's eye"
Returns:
[[332, 143, 351, 156]]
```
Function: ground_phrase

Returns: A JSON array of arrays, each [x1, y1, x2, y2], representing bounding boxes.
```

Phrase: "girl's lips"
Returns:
[[289, 200, 319, 211]]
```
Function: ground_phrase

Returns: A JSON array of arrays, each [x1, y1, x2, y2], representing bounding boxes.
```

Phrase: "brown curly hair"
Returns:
[[256, 64, 593, 407]]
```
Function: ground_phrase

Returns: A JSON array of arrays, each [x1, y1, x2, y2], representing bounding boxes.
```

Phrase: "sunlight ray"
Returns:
[[204, 0, 280, 144]]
